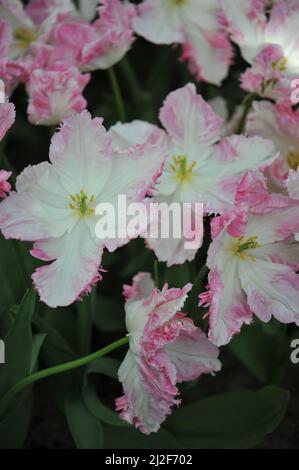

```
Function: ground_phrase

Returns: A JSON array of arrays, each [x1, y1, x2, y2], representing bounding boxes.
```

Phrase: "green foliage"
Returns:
[[230, 322, 290, 385], [0, 290, 36, 449], [165, 387, 289, 449]]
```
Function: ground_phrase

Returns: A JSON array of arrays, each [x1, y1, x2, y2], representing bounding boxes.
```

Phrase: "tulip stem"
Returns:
[[236, 93, 259, 134], [108, 67, 126, 123], [0, 337, 129, 416]]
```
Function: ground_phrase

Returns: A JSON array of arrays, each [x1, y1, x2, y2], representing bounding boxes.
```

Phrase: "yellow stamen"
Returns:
[[234, 236, 260, 262], [272, 57, 288, 72], [171, 155, 196, 182], [69, 190, 95, 217], [171, 0, 188, 5], [287, 149, 299, 171], [13, 28, 37, 50]]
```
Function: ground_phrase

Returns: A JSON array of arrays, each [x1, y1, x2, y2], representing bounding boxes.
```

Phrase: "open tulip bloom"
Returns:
[[0, 0, 299, 450]]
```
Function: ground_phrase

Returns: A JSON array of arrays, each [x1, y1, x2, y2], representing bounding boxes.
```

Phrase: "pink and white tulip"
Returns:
[[50, 0, 136, 71], [111, 84, 277, 265], [200, 171, 299, 347], [0, 170, 11, 198], [246, 101, 299, 190], [0, 111, 167, 308], [222, 0, 299, 101], [26, 65, 90, 125], [116, 273, 221, 434], [134, 0, 232, 85]]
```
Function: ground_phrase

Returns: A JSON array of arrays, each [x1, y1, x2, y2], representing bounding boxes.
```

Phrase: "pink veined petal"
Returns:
[[0, 18, 12, 58], [32, 220, 104, 308], [145, 283, 193, 333], [0, 0, 34, 31], [49, 110, 112, 196], [165, 328, 221, 382], [159, 83, 223, 161], [109, 120, 159, 150], [0, 162, 75, 241], [26, 66, 90, 126], [287, 169, 299, 200], [81, 0, 136, 70], [252, 239, 299, 272], [238, 258, 299, 325], [123, 272, 155, 301], [197, 136, 277, 213], [205, 267, 253, 347], [26, 0, 75, 27], [287, 170, 299, 241], [133, 0, 184, 45], [220, 0, 267, 63], [234, 171, 299, 243], [99, 126, 169, 204], [210, 209, 248, 240], [0, 102, 15, 141], [116, 349, 179, 435], [181, 26, 233, 86]]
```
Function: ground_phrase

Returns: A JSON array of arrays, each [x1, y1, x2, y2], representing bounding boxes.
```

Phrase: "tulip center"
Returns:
[[272, 56, 288, 72], [69, 190, 95, 216], [287, 149, 299, 171], [171, 155, 196, 182], [171, 0, 187, 5], [13, 28, 38, 50], [235, 236, 260, 262]]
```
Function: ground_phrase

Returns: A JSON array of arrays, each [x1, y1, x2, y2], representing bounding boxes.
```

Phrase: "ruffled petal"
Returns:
[[134, 0, 184, 45], [49, 111, 112, 196], [159, 83, 222, 161], [0, 162, 74, 241], [116, 349, 178, 435], [109, 120, 159, 150], [32, 220, 103, 307], [165, 328, 221, 382], [182, 26, 232, 85], [204, 267, 253, 347], [239, 258, 299, 325], [0, 101, 15, 141]]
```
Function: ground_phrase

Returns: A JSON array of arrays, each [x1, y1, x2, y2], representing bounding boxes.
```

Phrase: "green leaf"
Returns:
[[34, 317, 76, 366], [165, 386, 289, 449], [0, 290, 36, 448], [162, 263, 191, 288], [230, 323, 289, 384], [121, 246, 154, 278], [104, 424, 180, 449], [82, 358, 126, 427], [94, 295, 125, 333], [0, 237, 29, 309], [30, 334, 47, 374], [0, 290, 36, 396], [65, 394, 104, 449], [0, 393, 32, 449]]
